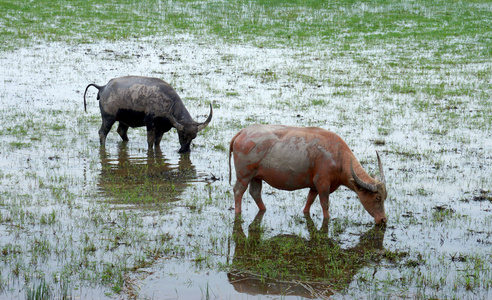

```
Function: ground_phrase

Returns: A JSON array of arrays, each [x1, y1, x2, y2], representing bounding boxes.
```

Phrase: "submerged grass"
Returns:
[[229, 213, 405, 295], [98, 147, 196, 207]]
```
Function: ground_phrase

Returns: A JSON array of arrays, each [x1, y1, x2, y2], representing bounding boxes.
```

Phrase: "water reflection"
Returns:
[[229, 213, 387, 298], [98, 143, 196, 206]]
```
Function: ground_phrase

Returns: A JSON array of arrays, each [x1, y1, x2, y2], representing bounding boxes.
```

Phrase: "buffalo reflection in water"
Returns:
[[98, 144, 196, 206], [229, 212, 387, 298]]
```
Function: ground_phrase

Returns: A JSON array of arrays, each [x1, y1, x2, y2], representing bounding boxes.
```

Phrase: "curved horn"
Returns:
[[350, 159, 378, 193], [197, 103, 213, 132], [376, 151, 386, 185], [164, 112, 184, 131]]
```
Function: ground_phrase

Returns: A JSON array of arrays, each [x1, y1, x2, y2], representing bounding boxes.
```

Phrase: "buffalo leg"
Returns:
[[146, 126, 156, 149], [154, 129, 165, 148], [99, 117, 115, 146], [303, 189, 318, 214], [233, 180, 249, 214], [318, 191, 330, 219], [144, 117, 157, 149], [117, 123, 129, 141], [249, 179, 266, 211]]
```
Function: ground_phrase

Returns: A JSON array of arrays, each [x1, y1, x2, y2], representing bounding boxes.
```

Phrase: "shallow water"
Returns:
[[0, 34, 491, 299]]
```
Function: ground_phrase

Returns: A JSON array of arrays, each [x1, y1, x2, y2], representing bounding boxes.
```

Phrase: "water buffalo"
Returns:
[[228, 124, 387, 224], [84, 76, 212, 153]]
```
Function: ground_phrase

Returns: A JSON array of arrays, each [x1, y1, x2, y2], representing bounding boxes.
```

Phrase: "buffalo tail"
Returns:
[[228, 131, 241, 185], [83, 83, 103, 112]]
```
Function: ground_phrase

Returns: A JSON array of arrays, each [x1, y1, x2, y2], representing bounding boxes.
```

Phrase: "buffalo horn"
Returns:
[[164, 113, 184, 131], [376, 151, 386, 185], [350, 159, 378, 193], [197, 103, 213, 132]]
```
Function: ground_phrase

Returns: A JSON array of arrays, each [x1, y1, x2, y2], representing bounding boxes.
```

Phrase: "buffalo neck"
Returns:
[[172, 102, 194, 124]]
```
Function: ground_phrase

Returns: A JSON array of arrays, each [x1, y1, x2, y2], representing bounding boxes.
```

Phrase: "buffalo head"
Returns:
[[166, 103, 213, 153], [350, 151, 387, 225]]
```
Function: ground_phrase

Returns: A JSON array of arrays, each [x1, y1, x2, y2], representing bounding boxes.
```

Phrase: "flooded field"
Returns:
[[1, 1, 492, 299]]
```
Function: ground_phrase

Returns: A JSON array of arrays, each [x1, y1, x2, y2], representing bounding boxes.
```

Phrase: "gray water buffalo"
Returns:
[[229, 124, 387, 224], [84, 76, 212, 153]]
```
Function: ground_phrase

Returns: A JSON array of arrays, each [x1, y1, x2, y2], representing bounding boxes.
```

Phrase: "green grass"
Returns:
[[1, 0, 491, 53], [26, 279, 50, 300]]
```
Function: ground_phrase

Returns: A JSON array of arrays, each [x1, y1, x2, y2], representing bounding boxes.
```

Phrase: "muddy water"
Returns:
[[0, 34, 491, 299]]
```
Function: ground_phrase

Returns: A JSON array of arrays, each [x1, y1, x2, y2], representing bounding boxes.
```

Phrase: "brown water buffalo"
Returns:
[[228, 124, 387, 224], [84, 76, 212, 153]]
